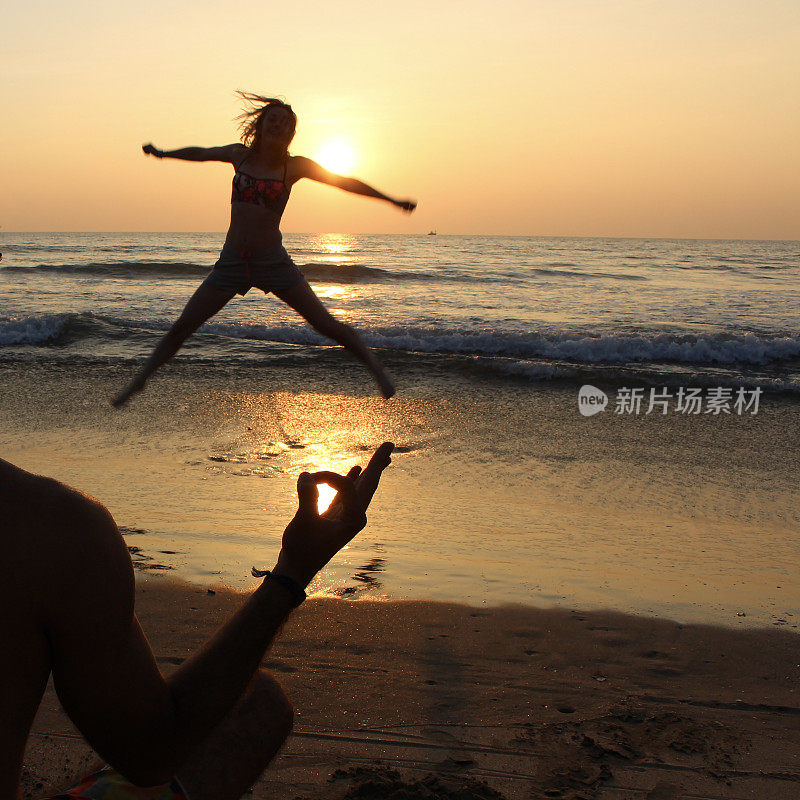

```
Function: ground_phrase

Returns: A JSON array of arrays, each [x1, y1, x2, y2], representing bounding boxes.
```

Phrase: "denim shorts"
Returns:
[[202, 245, 304, 296]]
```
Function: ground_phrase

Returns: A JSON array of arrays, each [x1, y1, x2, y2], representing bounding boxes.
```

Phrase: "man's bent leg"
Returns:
[[40, 670, 293, 800], [176, 669, 294, 800]]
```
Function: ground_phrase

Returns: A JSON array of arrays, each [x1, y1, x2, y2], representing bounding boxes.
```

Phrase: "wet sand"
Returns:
[[2, 359, 799, 626], [22, 578, 800, 800]]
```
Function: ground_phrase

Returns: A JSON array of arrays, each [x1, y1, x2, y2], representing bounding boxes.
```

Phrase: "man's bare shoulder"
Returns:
[[2, 457, 69, 492], [0, 462, 137, 799], [0, 458, 124, 566]]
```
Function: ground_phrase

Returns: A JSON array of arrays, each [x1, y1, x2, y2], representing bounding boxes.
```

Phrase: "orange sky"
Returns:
[[2, 0, 799, 238]]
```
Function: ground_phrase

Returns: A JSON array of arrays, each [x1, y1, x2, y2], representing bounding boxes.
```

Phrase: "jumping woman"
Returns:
[[112, 92, 416, 406]]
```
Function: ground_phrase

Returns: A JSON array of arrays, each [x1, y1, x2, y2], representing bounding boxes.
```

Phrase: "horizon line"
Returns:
[[2, 231, 799, 244]]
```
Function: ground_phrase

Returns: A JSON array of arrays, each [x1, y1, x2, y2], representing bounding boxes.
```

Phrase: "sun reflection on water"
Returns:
[[304, 233, 359, 302], [313, 286, 348, 300], [314, 255, 352, 264], [317, 233, 357, 254]]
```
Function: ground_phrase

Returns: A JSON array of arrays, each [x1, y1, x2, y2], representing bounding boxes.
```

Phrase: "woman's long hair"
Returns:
[[236, 91, 297, 156]]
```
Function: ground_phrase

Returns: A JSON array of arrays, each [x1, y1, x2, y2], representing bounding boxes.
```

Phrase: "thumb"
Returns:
[[296, 472, 319, 515]]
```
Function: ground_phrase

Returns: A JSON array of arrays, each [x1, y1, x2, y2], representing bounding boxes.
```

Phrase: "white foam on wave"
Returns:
[[0, 314, 72, 345], [537, 331, 800, 365], [206, 322, 324, 346], [496, 359, 800, 391], [4, 311, 800, 370], [364, 328, 800, 366], [202, 322, 800, 366]]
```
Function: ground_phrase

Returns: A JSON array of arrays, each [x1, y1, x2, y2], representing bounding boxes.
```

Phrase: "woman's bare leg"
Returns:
[[112, 283, 236, 407], [273, 280, 395, 398]]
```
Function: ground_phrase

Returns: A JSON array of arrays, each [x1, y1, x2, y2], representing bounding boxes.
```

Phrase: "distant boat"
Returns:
[[428, 231, 437, 236]]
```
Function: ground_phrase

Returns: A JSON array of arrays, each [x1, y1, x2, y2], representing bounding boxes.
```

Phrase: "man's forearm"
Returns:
[[161, 578, 296, 769]]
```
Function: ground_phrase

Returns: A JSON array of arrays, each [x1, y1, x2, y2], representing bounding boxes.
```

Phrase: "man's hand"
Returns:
[[271, 442, 394, 588], [142, 143, 163, 158]]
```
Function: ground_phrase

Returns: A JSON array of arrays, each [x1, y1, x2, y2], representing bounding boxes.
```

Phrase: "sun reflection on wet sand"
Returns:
[[227, 391, 403, 479], [60, 379, 442, 598], [214, 391, 410, 587], [316, 483, 337, 514]]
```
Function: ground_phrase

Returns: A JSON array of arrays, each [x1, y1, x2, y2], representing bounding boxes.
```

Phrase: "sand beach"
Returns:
[[21, 580, 800, 800]]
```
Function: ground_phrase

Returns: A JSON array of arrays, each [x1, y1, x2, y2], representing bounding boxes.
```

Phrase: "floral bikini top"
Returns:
[[231, 155, 291, 215]]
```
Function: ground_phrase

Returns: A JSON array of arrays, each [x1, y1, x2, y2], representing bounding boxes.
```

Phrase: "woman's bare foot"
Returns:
[[366, 362, 395, 398], [376, 372, 396, 399], [111, 377, 146, 408]]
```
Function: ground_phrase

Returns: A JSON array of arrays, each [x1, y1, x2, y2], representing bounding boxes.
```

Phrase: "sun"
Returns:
[[315, 140, 356, 174]]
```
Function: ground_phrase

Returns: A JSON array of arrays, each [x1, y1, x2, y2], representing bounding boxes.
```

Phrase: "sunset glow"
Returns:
[[1, 1, 798, 238], [314, 140, 356, 175]]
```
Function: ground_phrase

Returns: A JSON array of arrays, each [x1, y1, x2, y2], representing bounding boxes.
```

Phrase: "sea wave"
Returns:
[[2, 262, 211, 277], [4, 258, 634, 286], [528, 267, 648, 281], [296, 262, 394, 282], [0, 314, 74, 345], [3, 261, 402, 283], [493, 358, 800, 392], [0, 261, 669, 285], [3, 313, 800, 368], [362, 327, 800, 366]]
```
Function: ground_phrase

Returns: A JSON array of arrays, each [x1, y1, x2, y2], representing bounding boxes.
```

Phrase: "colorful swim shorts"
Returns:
[[48, 766, 189, 800], [201, 244, 305, 296]]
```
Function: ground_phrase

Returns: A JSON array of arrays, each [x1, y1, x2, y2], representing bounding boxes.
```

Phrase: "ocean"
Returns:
[[1, 233, 798, 627], [2, 233, 800, 388]]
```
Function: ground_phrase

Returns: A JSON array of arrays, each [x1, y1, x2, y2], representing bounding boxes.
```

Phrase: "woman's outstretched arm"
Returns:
[[142, 143, 244, 163], [293, 156, 416, 212]]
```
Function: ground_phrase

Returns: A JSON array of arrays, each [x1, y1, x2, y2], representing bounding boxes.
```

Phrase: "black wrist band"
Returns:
[[253, 568, 306, 607]]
